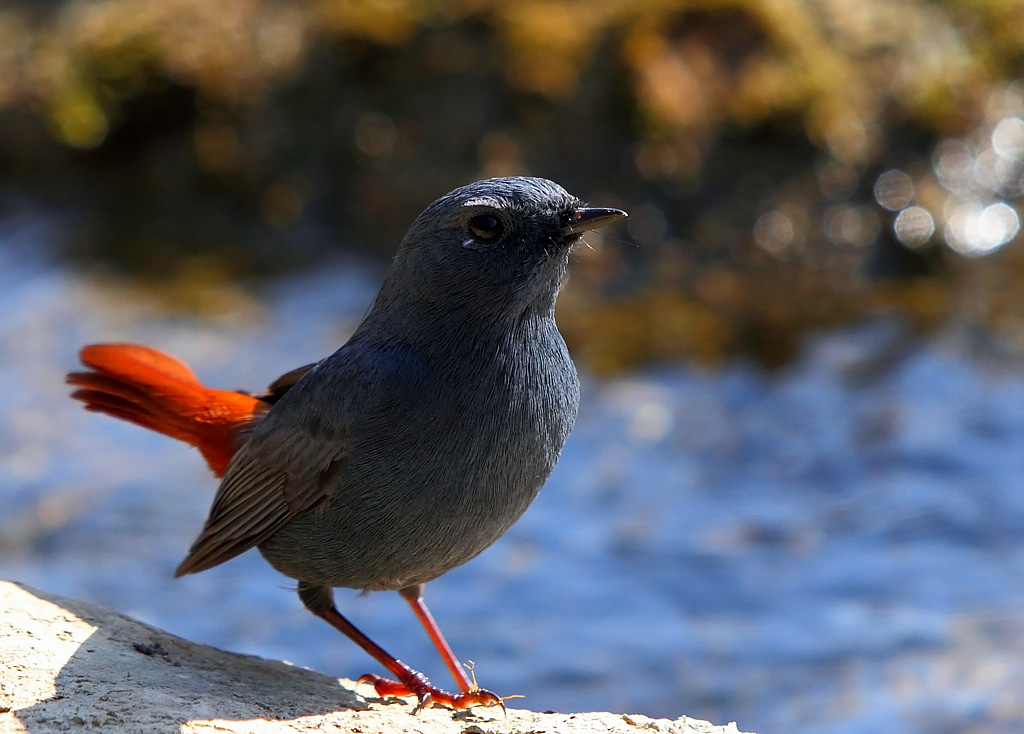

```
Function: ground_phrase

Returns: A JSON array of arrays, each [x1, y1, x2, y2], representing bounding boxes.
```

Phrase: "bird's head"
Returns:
[[384, 177, 626, 320]]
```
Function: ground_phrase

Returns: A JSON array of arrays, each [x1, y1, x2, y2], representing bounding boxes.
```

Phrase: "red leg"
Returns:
[[298, 582, 501, 712], [399, 584, 474, 692]]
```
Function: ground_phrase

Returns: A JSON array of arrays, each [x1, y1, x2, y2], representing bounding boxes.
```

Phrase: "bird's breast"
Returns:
[[260, 321, 580, 591]]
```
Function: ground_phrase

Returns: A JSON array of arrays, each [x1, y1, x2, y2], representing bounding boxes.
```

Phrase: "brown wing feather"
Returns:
[[257, 363, 317, 404], [174, 428, 341, 577]]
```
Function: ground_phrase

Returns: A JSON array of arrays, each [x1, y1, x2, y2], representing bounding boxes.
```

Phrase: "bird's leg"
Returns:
[[298, 582, 502, 712], [398, 584, 476, 693]]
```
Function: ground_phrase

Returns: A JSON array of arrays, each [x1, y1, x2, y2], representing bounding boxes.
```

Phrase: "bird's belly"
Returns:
[[256, 441, 552, 591]]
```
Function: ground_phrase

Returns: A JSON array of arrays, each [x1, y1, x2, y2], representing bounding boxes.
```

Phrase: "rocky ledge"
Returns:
[[0, 582, 751, 734]]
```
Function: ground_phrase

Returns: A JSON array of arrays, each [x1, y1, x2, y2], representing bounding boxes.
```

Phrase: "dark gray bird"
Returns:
[[67, 177, 627, 710]]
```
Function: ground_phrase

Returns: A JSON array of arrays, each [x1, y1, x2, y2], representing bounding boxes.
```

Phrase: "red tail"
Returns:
[[67, 344, 266, 477]]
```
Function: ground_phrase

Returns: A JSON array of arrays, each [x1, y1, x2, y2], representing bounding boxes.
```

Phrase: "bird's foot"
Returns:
[[358, 670, 504, 713]]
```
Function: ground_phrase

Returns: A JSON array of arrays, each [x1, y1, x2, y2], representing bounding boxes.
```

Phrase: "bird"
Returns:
[[67, 176, 627, 711]]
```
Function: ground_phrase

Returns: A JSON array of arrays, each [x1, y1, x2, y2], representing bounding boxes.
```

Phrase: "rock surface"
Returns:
[[0, 582, 751, 734]]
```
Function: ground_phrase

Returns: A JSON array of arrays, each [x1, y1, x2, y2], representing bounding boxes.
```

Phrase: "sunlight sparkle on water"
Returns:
[[944, 200, 1020, 257]]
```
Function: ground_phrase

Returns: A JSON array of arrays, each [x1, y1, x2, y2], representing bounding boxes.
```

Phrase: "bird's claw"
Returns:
[[358, 672, 504, 712]]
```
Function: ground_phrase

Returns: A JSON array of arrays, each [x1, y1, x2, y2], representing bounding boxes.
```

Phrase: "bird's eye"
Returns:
[[468, 214, 504, 241]]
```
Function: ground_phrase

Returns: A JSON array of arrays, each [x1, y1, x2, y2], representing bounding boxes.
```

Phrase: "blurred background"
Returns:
[[4, 1, 1024, 732]]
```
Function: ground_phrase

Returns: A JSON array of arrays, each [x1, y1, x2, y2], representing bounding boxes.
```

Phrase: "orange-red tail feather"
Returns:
[[67, 344, 266, 477]]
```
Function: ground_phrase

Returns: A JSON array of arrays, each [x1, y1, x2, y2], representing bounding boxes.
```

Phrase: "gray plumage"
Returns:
[[175, 177, 621, 598]]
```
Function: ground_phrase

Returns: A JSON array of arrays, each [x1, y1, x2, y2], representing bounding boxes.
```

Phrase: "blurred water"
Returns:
[[4, 221, 1024, 734]]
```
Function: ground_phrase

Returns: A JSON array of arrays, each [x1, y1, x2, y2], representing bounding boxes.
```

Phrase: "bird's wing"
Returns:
[[257, 363, 318, 404], [174, 416, 345, 577], [174, 342, 427, 577]]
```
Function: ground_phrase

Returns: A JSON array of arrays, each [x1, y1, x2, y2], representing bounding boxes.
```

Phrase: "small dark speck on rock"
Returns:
[[622, 715, 659, 730], [132, 641, 174, 664]]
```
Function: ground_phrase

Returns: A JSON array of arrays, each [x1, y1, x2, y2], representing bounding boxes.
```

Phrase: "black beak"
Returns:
[[561, 207, 628, 237]]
